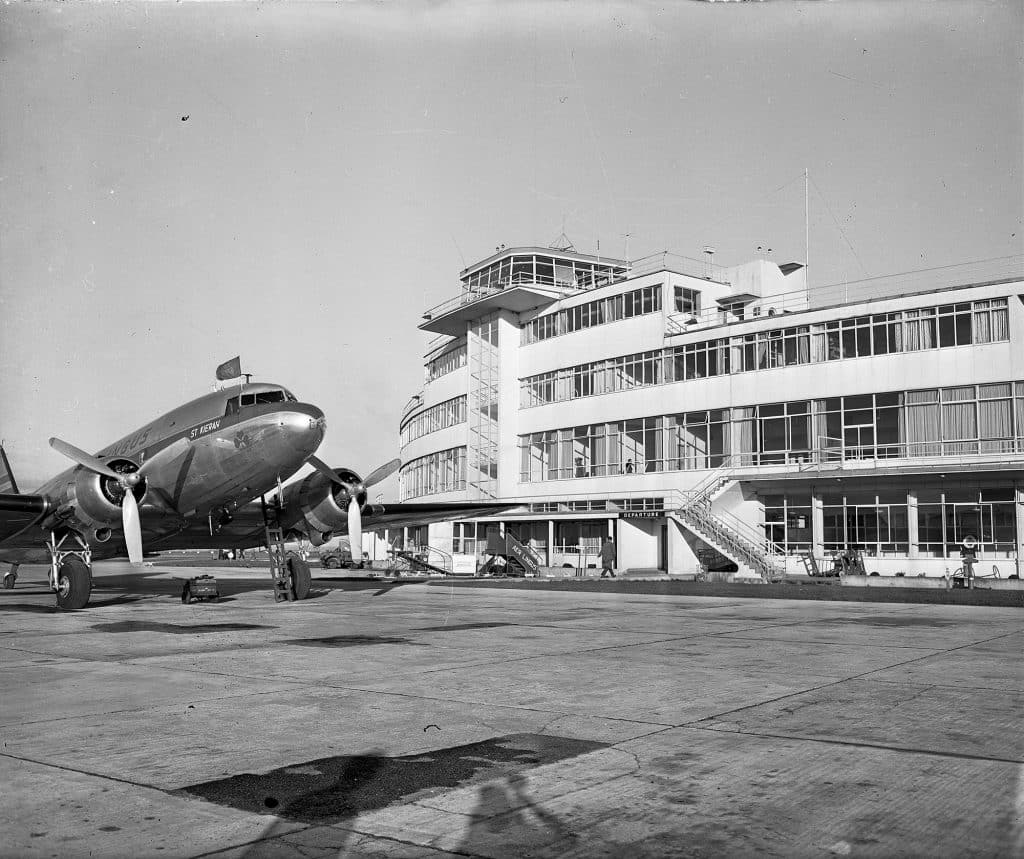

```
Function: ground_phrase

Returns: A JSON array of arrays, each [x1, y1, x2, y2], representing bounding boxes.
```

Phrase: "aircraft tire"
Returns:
[[322, 556, 339, 570], [3, 573, 15, 589], [288, 556, 311, 601], [55, 557, 92, 611]]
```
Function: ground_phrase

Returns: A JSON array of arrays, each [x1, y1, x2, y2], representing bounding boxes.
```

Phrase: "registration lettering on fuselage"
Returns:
[[104, 429, 152, 459]]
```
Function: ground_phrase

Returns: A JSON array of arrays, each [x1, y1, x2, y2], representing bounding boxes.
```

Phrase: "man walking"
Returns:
[[600, 538, 616, 578]]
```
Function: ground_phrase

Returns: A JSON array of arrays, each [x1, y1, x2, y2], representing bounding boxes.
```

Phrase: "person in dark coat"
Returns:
[[600, 539, 616, 578]]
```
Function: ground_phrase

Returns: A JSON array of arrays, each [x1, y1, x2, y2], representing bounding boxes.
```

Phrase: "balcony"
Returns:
[[420, 272, 595, 337]]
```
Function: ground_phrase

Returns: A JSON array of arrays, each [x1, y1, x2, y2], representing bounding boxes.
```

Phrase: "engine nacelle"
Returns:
[[65, 459, 147, 532], [280, 466, 366, 539]]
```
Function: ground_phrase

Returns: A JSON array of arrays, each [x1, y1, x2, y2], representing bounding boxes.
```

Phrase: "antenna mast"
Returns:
[[804, 167, 810, 289]]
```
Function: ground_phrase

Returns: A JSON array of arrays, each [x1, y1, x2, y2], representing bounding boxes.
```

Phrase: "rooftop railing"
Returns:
[[628, 251, 730, 283], [667, 254, 1024, 334], [423, 270, 626, 322]]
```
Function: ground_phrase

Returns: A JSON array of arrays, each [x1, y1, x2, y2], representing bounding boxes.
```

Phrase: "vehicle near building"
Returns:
[[318, 545, 354, 569]]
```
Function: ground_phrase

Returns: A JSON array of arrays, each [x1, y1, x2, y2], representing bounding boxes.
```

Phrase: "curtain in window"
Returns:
[[904, 317, 919, 351], [650, 420, 665, 471], [810, 329, 825, 362], [558, 431, 572, 480], [591, 425, 606, 475], [734, 408, 756, 466], [797, 332, 810, 364], [943, 386, 974, 402], [889, 319, 903, 352], [812, 400, 830, 458], [941, 402, 977, 440], [920, 315, 936, 348], [979, 400, 1012, 453], [756, 337, 768, 369], [904, 400, 941, 456], [973, 310, 992, 344], [992, 306, 1009, 340]]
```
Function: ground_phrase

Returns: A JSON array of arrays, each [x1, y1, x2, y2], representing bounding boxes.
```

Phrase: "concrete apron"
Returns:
[[2, 561, 1022, 858]]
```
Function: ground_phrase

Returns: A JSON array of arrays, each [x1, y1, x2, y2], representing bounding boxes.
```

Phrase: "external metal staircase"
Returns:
[[672, 458, 786, 581]]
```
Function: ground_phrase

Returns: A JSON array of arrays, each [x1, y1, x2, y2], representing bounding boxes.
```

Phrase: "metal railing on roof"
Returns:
[[628, 251, 730, 283], [422, 266, 642, 322], [666, 254, 1024, 335]]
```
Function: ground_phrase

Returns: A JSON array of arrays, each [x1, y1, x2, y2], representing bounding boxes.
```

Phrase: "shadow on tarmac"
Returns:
[[181, 734, 594, 857]]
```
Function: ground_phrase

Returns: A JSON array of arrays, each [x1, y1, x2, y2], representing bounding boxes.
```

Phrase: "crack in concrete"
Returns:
[[693, 724, 1024, 766]]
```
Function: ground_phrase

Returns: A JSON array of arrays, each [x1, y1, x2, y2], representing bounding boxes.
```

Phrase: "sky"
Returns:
[[1, 0, 1021, 491]]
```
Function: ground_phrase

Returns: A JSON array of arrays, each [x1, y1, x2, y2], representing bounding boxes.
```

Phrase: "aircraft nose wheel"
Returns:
[[55, 556, 92, 611]]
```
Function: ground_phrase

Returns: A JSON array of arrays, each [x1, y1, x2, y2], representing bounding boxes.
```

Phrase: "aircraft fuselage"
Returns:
[[4, 383, 325, 561]]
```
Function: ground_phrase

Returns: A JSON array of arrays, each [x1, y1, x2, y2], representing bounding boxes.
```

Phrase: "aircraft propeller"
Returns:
[[306, 455, 401, 561], [49, 436, 191, 564]]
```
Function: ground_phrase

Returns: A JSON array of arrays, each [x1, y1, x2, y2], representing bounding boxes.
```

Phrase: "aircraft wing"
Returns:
[[0, 493, 52, 544], [144, 503, 268, 552], [358, 501, 523, 531], [137, 500, 522, 554]]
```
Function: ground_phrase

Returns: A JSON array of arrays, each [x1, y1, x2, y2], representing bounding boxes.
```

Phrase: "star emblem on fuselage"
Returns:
[[233, 430, 253, 450]]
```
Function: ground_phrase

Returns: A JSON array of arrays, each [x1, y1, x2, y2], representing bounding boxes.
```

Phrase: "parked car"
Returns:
[[319, 546, 354, 569]]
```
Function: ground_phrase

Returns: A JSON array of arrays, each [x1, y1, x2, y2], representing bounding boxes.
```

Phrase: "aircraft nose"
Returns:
[[288, 403, 326, 455]]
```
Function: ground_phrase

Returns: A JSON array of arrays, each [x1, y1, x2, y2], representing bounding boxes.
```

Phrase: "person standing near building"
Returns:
[[600, 538, 616, 578]]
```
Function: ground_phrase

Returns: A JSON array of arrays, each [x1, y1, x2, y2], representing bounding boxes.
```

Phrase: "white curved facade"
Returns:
[[399, 245, 1024, 578]]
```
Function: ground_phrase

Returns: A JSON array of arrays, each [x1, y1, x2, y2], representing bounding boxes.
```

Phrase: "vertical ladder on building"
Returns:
[[261, 497, 294, 602]]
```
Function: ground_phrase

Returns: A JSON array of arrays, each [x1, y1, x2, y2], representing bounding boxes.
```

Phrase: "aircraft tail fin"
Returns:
[[0, 443, 20, 494]]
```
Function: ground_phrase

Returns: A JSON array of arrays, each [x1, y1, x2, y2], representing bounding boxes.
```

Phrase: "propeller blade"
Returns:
[[307, 454, 348, 487], [363, 458, 401, 489], [122, 489, 144, 564], [50, 437, 123, 481], [347, 496, 362, 566]]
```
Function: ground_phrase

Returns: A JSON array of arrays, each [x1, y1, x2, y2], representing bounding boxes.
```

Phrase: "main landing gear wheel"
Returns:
[[287, 556, 311, 601], [3, 572, 16, 589], [55, 556, 92, 611]]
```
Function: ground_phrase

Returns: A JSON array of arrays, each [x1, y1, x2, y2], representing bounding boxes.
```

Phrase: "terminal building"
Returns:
[[396, 242, 1024, 578]]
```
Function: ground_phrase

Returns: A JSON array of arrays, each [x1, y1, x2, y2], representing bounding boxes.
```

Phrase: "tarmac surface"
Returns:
[[1, 561, 1022, 858]]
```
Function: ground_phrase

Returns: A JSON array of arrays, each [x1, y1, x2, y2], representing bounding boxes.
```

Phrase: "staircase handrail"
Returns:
[[716, 508, 788, 559], [681, 455, 740, 509], [675, 505, 759, 568], [424, 545, 453, 572], [674, 504, 784, 579]]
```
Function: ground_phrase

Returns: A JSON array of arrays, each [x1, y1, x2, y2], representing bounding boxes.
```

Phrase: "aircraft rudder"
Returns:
[[0, 442, 21, 494]]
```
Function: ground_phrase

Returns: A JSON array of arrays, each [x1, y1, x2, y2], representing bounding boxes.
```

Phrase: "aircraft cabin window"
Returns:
[[241, 394, 256, 407], [254, 390, 286, 405], [225, 397, 239, 415]]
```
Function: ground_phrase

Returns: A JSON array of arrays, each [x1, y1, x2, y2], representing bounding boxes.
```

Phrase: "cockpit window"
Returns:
[[255, 390, 286, 405], [226, 390, 289, 415], [283, 389, 297, 402]]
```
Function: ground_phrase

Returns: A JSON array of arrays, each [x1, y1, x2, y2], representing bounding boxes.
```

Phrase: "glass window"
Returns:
[[254, 390, 285, 405]]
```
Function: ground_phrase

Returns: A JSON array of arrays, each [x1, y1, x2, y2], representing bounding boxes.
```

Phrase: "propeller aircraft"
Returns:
[[0, 381, 516, 609]]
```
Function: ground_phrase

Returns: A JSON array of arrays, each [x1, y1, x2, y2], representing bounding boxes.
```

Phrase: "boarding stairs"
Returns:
[[261, 498, 294, 601], [480, 531, 541, 577], [672, 459, 786, 582], [388, 546, 452, 576]]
